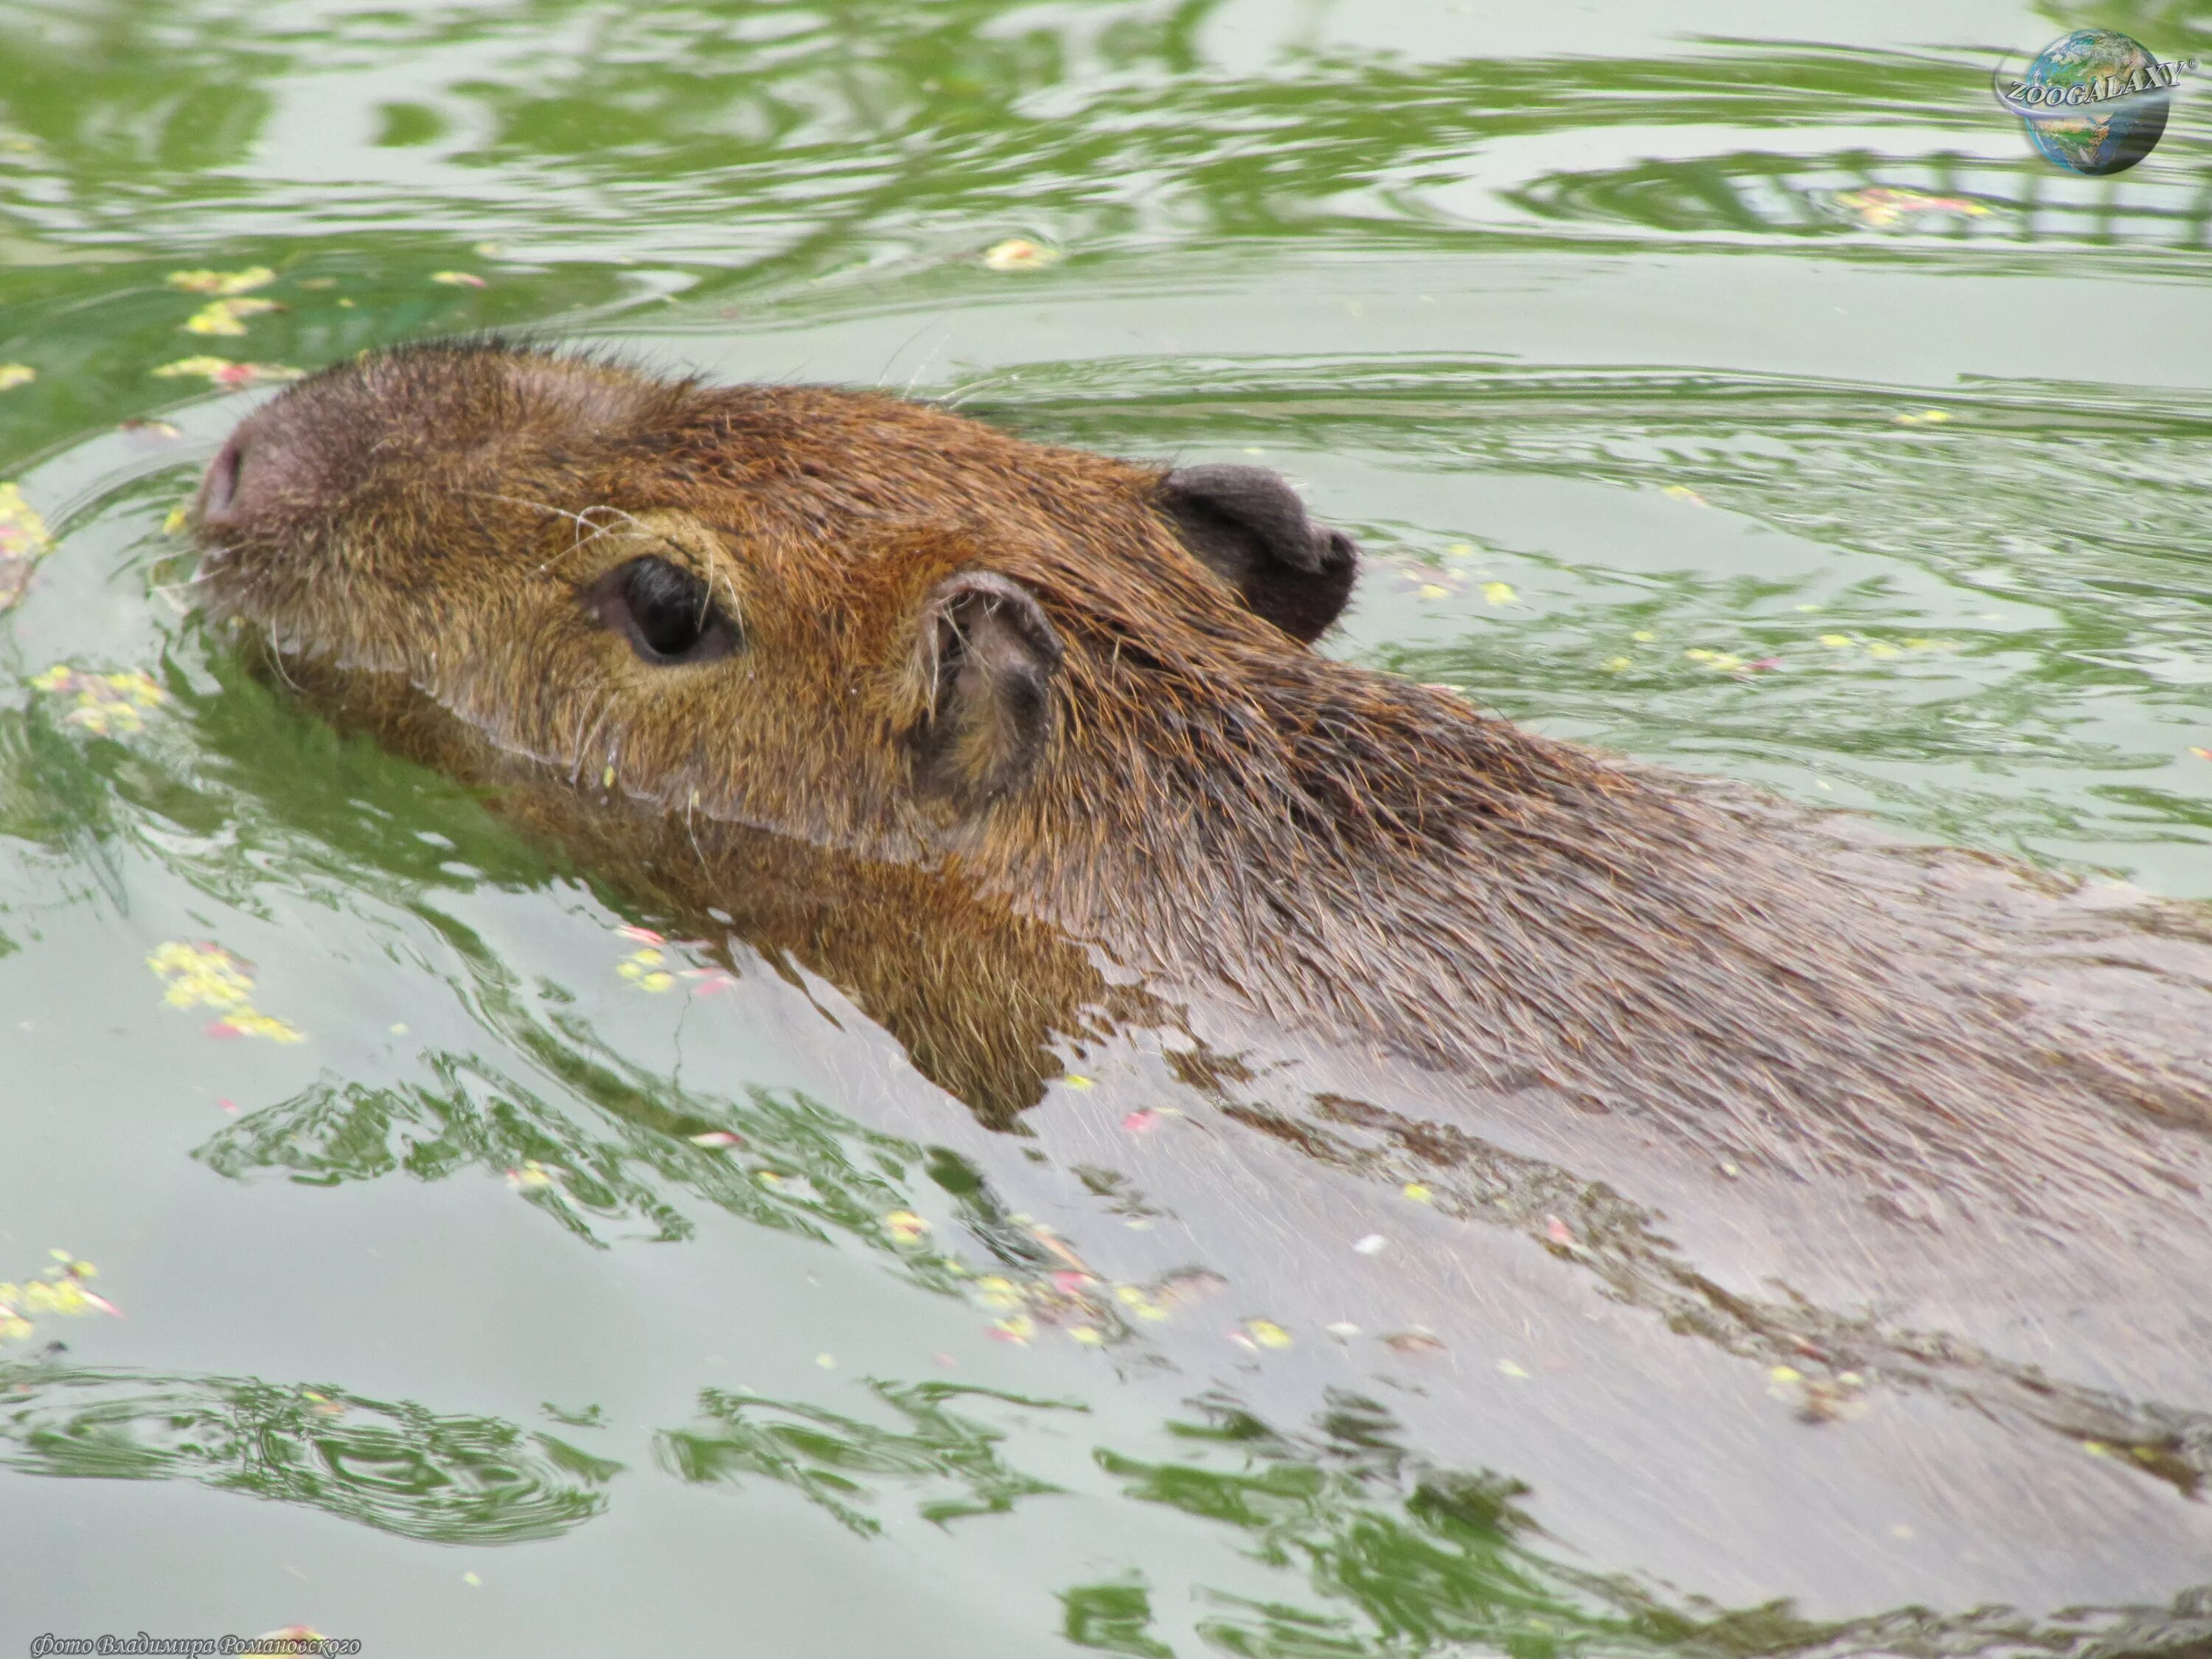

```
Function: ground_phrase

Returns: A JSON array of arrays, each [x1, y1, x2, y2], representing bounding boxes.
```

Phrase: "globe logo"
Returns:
[[1994, 29, 2194, 175]]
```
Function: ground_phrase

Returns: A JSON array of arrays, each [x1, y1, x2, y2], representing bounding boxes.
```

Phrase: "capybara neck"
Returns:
[[192, 340, 2212, 1217]]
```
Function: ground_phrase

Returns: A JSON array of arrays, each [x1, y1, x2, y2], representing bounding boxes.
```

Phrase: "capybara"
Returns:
[[189, 340, 2212, 1203]]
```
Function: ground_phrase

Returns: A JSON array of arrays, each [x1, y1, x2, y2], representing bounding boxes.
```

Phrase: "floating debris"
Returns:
[[1353, 1234, 1388, 1256], [615, 945, 675, 992], [688, 1130, 743, 1149], [1402, 1182, 1433, 1204], [167, 267, 275, 296], [0, 1251, 119, 1343], [1120, 1106, 1182, 1133], [151, 357, 302, 388], [1683, 647, 1781, 677], [883, 1210, 931, 1245], [0, 364, 32, 391], [981, 237, 1062, 272], [1832, 187, 1992, 230], [431, 271, 489, 288], [1384, 1329, 1444, 1355], [184, 296, 281, 336], [1480, 581, 1517, 606], [147, 939, 305, 1043], [0, 481, 50, 612], [1767, 1363, 1868, 1424], [32, 664, 166, 735], [1660, 484, 1707, 506]]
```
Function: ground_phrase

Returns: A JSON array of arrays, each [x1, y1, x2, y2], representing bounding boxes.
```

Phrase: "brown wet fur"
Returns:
[[190, 340, 2212, 1226]]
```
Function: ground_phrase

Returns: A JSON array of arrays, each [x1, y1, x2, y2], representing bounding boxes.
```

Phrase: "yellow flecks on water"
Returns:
[[1631, 630, 1657, 643], [1060, 1073, 1094, 1091], [816, 1352, 837, 1369], [992, 1315, 1036, 1344], [1416, 583, 1450, 601], [1480, 582, 1516, 606], [209, 1009, 308, 1041], [1497, 1359, 1531, 1380], [147, 939, 305, 1043], [982, 237, 1062, 271], [976, 1276, 1023, 1311], [1893, 408, 1954, 426], [505, 1161, 554, 1191], [1402, 1182, 1432, 1203], [1816, 633, 1955, 660], [1833, 188, 1990, 230], [1245, 1319, 1292, 1349], [0, 364, 33, 391], [0, 1251, 119, 1343], [1069, 1325, 1104, 1345], [1444, 542, 1475, 558], [1602, 656, 1633, 674], [1113, 1284, 1169, 1321], [0, 481, 52, 611], [883, 1210, 930, 1245], [432, 271, 489, 288], [1660, 484, 1706, 506], [32, 664, 166, 735], [616, 945, 674, 992], [164, 504, 189, 535], [2189, 747, 2212, 762], [152, 357, 302, 387], [167, 267, 274, 296], [184, 297, 280, 335]]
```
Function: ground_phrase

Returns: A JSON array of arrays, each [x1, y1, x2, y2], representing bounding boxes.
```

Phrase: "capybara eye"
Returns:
[[592, 554, 740, 665]]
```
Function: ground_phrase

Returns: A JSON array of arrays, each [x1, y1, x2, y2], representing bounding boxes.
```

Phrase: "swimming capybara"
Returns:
[[189, 339, 2212, 1208]]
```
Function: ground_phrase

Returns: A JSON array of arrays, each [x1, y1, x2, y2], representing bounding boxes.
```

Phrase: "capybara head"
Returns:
[[192, 341, 1359, 853]]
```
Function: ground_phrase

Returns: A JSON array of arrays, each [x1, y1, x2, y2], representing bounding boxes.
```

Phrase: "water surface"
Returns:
[[2, 2, 2210, 1654]]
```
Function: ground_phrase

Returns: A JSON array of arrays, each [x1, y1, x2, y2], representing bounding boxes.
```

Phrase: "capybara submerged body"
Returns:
[[192, 341, 2212, 1618]]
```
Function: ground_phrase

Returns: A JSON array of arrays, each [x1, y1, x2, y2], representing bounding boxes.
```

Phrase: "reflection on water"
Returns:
[[0, 1358, 613, 1543], [659, 1378, 1077, 1537], [3, 0, 2212, 1651]]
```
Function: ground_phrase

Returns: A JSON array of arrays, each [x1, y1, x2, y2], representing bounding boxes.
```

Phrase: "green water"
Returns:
[[3, 2, 2211, 1655]]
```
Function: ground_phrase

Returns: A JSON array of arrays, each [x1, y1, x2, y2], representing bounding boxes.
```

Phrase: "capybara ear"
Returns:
[[908, 571, 1065, 807], [1157, 464, 1358, 644]]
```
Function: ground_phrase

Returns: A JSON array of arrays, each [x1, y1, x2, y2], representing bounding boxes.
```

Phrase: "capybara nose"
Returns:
[[198, 420, 311, 534]]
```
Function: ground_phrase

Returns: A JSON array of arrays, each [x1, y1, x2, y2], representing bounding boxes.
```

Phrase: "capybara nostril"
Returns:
[[198, 434, 246, 524]]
